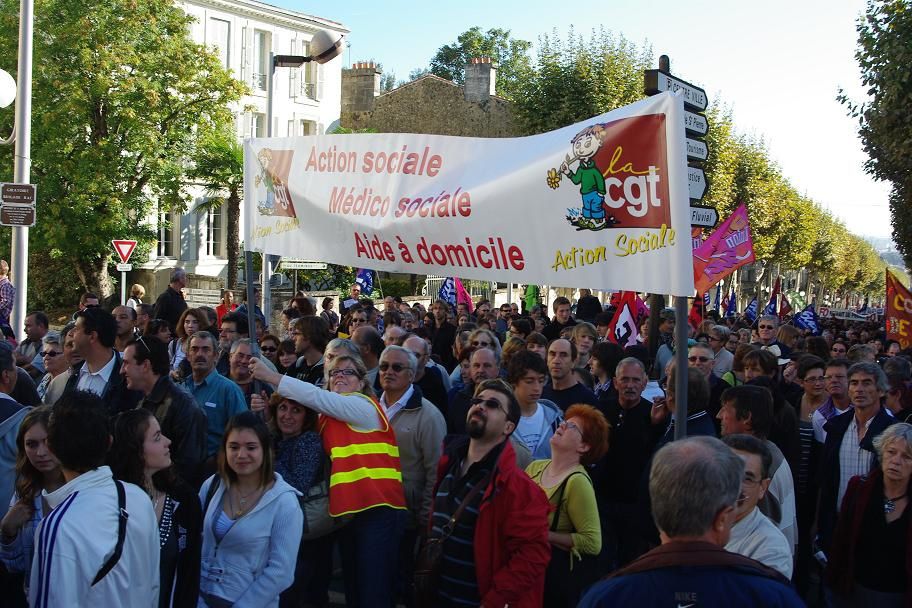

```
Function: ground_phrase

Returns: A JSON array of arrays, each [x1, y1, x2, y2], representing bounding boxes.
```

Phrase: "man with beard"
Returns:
[[428, 378, 551, 607]]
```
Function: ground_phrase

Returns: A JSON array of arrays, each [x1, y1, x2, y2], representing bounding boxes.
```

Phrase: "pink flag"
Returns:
[[693, 203, 756, 294], [454, 278, 474, 314]]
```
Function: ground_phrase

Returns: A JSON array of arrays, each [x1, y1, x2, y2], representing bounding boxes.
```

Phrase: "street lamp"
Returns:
[[250, 29, 344, 343]]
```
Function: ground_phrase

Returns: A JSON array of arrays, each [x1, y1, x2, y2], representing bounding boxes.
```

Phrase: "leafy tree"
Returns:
[[187, 126, 244, 289], [839, 0, 912, 266], [429, 26, 532, 100], [0, 0, 245, 297], [511, 27, 652, 135]]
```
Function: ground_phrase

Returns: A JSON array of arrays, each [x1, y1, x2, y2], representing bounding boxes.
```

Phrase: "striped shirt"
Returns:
[[430, 447, 498, 606], [837, 415, 874, 507]]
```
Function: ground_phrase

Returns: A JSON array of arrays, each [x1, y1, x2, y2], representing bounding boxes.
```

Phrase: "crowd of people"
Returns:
[[0, 268, 908, 607]]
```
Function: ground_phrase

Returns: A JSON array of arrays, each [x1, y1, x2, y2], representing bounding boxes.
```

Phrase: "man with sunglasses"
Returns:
[[688, 342, 728, 424], [429, 378, 551, 607], [120, 335, 207, 484], [378, 345, 446, 603], [754, 315, 790, 356]]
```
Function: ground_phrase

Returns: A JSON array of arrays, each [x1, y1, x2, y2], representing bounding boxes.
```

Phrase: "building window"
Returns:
[[158, 211, 174, 257], [250, 112, 266, 137], [206, 206, 223, 257], [302, 41, 317, 99], [253, 29, 270, 91], [300, 120, 316, 136], [287, 119, 295, 136], [209, 18, 230, 69]]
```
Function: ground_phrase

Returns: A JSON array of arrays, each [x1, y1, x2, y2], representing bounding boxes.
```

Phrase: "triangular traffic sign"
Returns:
[[112, 239, 137, 264]]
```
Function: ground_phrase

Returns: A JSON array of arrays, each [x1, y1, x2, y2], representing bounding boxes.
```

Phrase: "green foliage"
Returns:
[[429, 26, 532, 100], [376, 279, 413, 298], [0, 0, 245, 297], [839, 0, 912, 266], [187, 125, 244, 288], [511, 27, 651, 135]]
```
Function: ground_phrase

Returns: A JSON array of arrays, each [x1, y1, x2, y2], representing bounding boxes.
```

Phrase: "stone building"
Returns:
[[340, 57, 516, 137]]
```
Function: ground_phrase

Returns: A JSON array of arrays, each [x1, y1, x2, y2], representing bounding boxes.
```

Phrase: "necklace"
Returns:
[[231, 485, 262, 518], [884, 493, 907, 514]]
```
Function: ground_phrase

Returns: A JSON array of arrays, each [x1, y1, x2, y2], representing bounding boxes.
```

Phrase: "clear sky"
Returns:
[[276, 0, 893, 240]]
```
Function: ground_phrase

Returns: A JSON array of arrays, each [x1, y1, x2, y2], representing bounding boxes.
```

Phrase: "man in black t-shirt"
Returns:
[[542, 338, 597, 411]]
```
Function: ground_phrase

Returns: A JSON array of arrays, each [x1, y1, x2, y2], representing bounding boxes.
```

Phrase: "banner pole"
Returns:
[[673, 294, 689, 440]]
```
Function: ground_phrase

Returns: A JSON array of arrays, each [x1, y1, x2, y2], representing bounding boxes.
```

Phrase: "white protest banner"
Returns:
[[244, 92, 694, 296]]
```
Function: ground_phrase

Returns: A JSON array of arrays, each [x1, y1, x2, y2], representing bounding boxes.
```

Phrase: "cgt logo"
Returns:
[[546, 114, 670, 232]]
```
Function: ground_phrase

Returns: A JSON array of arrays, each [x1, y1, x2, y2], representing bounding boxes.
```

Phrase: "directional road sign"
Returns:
[[686, 138, 709, 162], [684, 111, 708, 137], [112, 240, 138, 264], [644, 70, 708, 112], [687, 166, 708, 201], [689, 205, 719, 228]]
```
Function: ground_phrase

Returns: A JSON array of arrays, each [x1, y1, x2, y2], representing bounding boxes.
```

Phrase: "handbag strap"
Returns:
[[439, 469, 493, 538], [549, 471, 586, 532]]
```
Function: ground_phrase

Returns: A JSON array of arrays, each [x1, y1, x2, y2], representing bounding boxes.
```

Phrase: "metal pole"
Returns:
[[244, 250, 259, 357], [673, 294, 689, 440], [261, 53, 275, 332], [10, 0, 32, 342], [120, 272, 126, 306]]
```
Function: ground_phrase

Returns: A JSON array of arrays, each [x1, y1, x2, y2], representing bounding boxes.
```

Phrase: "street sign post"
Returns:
[[644, 69, 708, 111], [687, 166, 708, 201], [112, 239, 138, 305], [0, 183, 36, 227], [686, 138, 708, 162], [689, 205, 719, 228]]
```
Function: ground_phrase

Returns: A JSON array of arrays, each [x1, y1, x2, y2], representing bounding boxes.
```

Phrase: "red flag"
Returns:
[[689, 295, 705, 330], [693, 204, 756, 294], [454, 278, 474, 314], [779, 293, 793, 320], [886, 270, 912, 348], [607, 291, 640, 347]]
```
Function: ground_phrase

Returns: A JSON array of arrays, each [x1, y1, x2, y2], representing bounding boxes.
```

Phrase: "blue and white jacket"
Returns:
[[198, 472, 303, 607], [28, 466, 159, 608]]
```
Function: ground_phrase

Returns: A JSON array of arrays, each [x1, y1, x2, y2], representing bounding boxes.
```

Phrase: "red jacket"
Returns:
[[432, 437, 551, 608], [826, 469, 912, 607]]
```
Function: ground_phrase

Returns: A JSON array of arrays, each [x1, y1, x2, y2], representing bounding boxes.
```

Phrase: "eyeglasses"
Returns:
[[742, 476, 763, 488], [758, 325, 776, 330], [471, 340, 492, 347], [329, 368, 360, 378], [688, 356, 713, 363], [351, 318, 368, 324], [260, 346, 277, 353], [803, 375, 826, 384], [41, 350, 62, 358], [470, 396, 507, 414], [561, 420, 584, 438], [379, 362, 407, 373]]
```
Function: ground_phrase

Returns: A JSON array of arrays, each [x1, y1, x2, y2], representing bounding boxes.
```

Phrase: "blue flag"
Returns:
[[355, 268, 374, 296], [725, 288, 737, 317], [762, 294, 777, 317], [437, 277, 457, 308], [745, 298, 758, 323], [713, 286, 721, 311], [703, 291, 711, 309], [794, 304, 821, 335]]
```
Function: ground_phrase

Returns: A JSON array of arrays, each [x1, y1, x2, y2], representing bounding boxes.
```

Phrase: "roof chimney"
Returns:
[[341, 61, 381, 113], [464, 56, 496, 103]]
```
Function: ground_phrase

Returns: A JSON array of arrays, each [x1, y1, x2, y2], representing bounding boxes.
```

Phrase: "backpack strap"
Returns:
[[92, 480, 128, 586], [203, 476, 222, 516]]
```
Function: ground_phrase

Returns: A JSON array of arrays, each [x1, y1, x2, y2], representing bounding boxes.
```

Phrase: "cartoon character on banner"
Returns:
[[254, 148, 297, 218], [547, 124, 618, 231]]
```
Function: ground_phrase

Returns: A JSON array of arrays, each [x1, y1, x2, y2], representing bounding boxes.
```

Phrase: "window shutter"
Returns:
[[315, 63, 324, 100], [289, 39, 297, 99], [240, 25, 249, 83]]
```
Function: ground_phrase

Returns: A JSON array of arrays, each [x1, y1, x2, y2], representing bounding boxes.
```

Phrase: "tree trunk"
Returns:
[[78, 257, 114, 300], [226, 190, 240, 289]]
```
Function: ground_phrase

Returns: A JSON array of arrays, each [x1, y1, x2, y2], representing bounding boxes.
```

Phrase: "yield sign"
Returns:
[[112, 240, 138, 264]]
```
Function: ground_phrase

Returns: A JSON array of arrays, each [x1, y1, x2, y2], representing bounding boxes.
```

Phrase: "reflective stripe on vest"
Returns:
[[321, 393, 406, 516]]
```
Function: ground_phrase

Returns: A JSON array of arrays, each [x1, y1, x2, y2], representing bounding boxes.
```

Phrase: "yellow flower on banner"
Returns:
[[546, 168, 561, 189]]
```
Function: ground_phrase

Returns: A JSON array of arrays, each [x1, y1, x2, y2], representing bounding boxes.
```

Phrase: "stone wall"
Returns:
[[341, 75, 516, 138]]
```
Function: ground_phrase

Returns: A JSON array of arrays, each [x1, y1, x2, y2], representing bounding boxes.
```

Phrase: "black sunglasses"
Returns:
[[470, 396, 506, 413], [379, 362, 407, 373], [260, 346, 277, 353]]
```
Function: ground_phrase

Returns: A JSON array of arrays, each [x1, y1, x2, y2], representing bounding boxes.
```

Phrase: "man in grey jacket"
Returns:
[[378, 345, 446, 604]]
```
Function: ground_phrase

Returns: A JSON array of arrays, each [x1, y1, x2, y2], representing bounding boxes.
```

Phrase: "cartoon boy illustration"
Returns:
[[560, 125, 608, 229], [254, 148, 276, 214]]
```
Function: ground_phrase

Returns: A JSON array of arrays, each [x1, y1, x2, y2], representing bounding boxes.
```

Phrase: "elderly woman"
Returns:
[[250, 353, 407, 607], [826, 422, 912, 607], [526, 403, 609, 607], [35, 332, 65, 403]]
